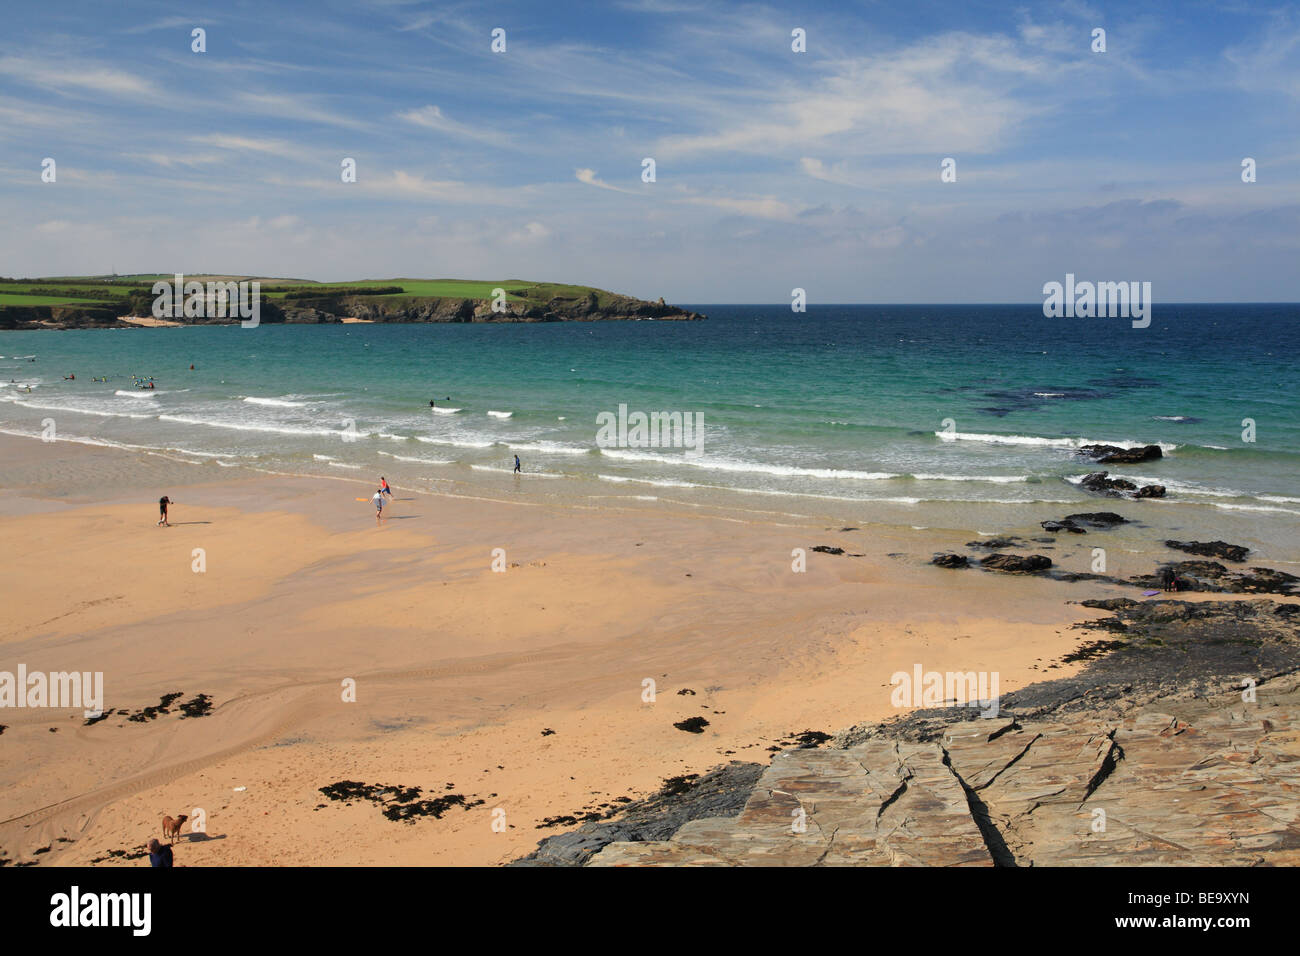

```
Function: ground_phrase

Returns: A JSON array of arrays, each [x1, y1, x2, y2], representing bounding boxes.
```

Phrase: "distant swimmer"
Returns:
[[372, 489, 385, 524], [514, 455, 521, 474], [157, 495, 172, 527], [380, 476, 392, 498], [430, 399, 435, 408], [189, 364, 195, 370], [63, 373, 75, 380]]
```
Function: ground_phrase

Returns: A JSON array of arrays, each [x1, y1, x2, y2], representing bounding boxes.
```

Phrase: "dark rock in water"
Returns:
[[1065, 512, 1128, 527], [932, 553, 969, 569], [1079, 443, 1163, 464], [979, 553, 1052, 573], [1080, 472, 1165, 500], [674, 716, 710, 733], [1041, 520, 1087, 534], [1166, 540, 1249, 563], [966, 536, 1025, 550], [1041, 512, 1126, 534], [1080, 471, 1136, 496]]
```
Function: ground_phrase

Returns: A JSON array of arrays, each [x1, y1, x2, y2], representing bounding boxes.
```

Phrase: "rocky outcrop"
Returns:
[[1165, 540, 1249, 563], [965, 536, 1026, 550], [1079, 443, 1163, 464], [1041, 512, 1129, 533], [1130, 561, 1299, 595], [1080, 472, 1165, 500], [979, 553, 1052, 573], [510, 762, 764, 866], [577, 599, 1300, 866], [931, 553, 968, 568]]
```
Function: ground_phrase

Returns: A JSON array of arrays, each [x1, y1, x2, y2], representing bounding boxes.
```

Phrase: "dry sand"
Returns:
[[0, 434, 1117, 866]]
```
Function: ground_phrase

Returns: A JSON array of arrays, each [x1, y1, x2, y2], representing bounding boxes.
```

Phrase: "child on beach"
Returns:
[[157, 496, 172, 526], [372, 489, 385, 524], [380, 477, 392, 498]]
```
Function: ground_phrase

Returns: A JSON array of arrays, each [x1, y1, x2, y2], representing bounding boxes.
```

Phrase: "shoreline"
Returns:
[[0, 432, 1131, 866]]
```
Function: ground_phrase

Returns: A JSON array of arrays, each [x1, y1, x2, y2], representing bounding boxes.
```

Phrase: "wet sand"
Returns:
[[0, 432, 1115, 866]]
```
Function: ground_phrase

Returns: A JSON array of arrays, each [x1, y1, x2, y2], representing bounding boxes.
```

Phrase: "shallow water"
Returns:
[[2, 304, 1297, 559]]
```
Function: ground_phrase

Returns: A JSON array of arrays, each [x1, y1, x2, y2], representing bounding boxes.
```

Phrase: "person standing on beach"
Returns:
[[147, 838, 173, 867], [380, 476, 392, 498], [157, 496, 172, 526], [513, 454, 521, 474], [372, 489, 385, 524]]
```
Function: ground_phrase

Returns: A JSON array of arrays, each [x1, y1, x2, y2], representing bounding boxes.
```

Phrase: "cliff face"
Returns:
[[0, 290, 705, 330]]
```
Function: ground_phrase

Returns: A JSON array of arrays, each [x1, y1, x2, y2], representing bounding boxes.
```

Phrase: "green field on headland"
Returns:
[[0, 275, 703, 328]]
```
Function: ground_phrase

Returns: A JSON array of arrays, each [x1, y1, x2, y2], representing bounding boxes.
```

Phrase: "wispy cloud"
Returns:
[[397, 105, 514, 147]]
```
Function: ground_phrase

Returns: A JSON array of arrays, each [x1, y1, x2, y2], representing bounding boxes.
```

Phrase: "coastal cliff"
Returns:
[[0, 277, 705, 329]]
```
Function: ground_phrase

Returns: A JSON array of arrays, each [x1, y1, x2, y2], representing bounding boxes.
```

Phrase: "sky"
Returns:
[[1, 0, 1298, 303]]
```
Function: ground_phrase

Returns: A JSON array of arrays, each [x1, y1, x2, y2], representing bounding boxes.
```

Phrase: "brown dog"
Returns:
[[161, 814, 188, 844]]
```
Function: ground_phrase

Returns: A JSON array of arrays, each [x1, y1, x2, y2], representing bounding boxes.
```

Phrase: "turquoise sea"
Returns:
[[2, 304, 1298, 559]]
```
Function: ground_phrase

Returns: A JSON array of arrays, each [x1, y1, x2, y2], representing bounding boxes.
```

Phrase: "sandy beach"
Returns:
[[0, 431, 1122, 866]]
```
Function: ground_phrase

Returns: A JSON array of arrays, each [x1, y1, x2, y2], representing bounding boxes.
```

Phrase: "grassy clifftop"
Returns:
[[0, 276, 705, 328]]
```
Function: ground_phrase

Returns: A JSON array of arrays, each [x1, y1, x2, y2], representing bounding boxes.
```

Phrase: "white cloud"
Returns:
[[575, 168, 634, 193], [0, 56, 156, 98], [397, 105, 514, 147]]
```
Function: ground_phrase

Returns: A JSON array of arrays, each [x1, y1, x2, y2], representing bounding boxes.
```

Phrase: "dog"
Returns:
[[161, 814, 188, 844]]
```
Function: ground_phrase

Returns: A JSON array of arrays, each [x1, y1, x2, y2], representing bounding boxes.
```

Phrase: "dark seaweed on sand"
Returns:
[[317, 780, 483, 825]]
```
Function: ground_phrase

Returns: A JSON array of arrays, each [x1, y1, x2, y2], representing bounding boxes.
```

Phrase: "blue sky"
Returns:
[[1, 0, 1297, 302]]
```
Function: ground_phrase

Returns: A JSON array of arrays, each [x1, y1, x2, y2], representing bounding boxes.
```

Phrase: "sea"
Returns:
[[2, 304, 1298, 560]]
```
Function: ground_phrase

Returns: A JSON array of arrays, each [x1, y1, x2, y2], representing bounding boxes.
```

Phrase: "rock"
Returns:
[[571, 600, 1300, 867], [1041, 512, 1128, 534], [1135, 484, 1166, 498], [1165, 540, 1249, 562], [932, 553, 969, 569], [979, 553, 1052, 573], [1065, 512, 1129, 527], [509, 762, 764, 866], [811, 545, 845, 555], [966, 536, 1025, 550], [1079, 443, 1163, 464], [1041, 520, 1087, 534], [673, 717, 710, 733], [1080, 471, 1137, 496], [1129, 561, 1299, 596]]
